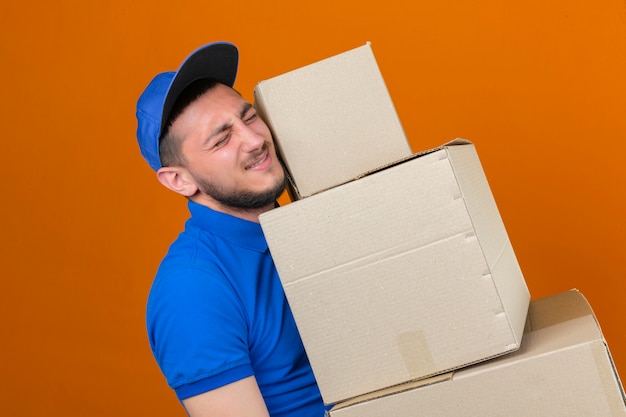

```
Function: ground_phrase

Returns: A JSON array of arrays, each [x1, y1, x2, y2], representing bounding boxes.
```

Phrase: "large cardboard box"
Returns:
[[329, 290, 626, 417], [254, 42, 413, 200], [260, 140, 530, 404]]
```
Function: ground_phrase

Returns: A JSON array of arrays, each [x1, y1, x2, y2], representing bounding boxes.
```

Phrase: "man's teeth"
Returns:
[[247, 155, 267, 169]]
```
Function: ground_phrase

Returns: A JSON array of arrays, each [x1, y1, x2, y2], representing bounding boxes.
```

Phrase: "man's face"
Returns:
[[170, 83, 285, 213]]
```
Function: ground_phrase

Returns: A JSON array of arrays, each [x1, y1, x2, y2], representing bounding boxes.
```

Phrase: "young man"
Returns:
[[135, 42, 329, 417]]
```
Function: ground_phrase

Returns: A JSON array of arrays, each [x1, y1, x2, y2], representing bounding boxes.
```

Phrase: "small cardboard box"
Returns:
[[329, 290, 626, 417], [260, 140, 530, 404], [254, 42, 413, 200]]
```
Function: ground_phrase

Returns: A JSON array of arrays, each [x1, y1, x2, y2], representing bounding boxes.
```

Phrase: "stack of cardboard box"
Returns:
[[254, 43, 626, 416]]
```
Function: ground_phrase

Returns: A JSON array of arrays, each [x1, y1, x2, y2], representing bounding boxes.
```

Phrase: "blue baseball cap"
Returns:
[[136, 42, 239, 171]]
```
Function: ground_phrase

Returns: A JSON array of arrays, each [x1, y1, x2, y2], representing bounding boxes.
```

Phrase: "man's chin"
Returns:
[[209, 179, 286, 211]]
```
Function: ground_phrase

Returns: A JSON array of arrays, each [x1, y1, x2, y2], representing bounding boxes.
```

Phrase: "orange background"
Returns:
[[1, 0, 625, 415]]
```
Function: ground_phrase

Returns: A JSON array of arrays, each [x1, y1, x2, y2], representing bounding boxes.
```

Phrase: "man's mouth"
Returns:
[[245, 151, 269, 170]]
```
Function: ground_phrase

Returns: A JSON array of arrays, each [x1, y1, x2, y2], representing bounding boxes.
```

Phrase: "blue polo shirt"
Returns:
[[146, 201, 328, 417]]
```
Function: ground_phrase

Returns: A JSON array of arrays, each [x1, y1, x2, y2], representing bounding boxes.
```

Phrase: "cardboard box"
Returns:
[[329, 290, 626, 417], [260, 140, 530, 404], [254, 42, 413, 200]]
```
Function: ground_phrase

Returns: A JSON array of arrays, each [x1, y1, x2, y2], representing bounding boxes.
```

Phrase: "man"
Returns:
[[135, 42, 329, 417]]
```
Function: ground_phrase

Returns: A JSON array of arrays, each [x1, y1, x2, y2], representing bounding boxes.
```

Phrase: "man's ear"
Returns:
[[156, 167, 198, 197]]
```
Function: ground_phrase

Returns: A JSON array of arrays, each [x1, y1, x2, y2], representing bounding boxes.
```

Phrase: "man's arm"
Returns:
[[182, 376, 270, 417]]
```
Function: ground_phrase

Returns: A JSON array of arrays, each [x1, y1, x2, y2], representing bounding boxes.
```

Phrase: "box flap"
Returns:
[[525, 288, 594, 332], [354, 138, 473, 180], [331, 372, 453, 411], [523, 289, 626, 403], [455, 290, 603, 382]]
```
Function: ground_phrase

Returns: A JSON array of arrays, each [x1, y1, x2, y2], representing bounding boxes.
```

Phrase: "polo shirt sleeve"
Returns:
[[146, 264, 254, 400]]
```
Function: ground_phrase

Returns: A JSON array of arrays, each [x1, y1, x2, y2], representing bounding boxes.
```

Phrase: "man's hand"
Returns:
[[182, 376, 270, 417]]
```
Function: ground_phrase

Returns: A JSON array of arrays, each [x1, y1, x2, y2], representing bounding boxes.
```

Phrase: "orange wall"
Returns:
[[1, 0, 624, 415]]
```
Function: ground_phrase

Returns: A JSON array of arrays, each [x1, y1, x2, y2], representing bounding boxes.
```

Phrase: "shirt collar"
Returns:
[[186, 200, 269, 253]]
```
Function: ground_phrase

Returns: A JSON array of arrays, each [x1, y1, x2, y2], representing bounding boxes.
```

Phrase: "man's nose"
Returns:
[[238, 123, 265, 151]]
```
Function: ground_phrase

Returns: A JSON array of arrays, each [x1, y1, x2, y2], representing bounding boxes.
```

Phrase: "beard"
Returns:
[[193, 169, 286, 210]]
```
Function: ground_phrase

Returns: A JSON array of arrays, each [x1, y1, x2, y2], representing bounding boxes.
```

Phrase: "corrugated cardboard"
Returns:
[[260, 140, 530, 404], [330, 290, 626, 417], [254, 42, 413, 199]]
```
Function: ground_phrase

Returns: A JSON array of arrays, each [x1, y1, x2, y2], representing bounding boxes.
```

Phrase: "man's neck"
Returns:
[[190, 194, 275, 223]]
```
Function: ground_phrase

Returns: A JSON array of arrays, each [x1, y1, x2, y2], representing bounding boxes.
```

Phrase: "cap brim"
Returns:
[[160, 42, 239, 135]]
